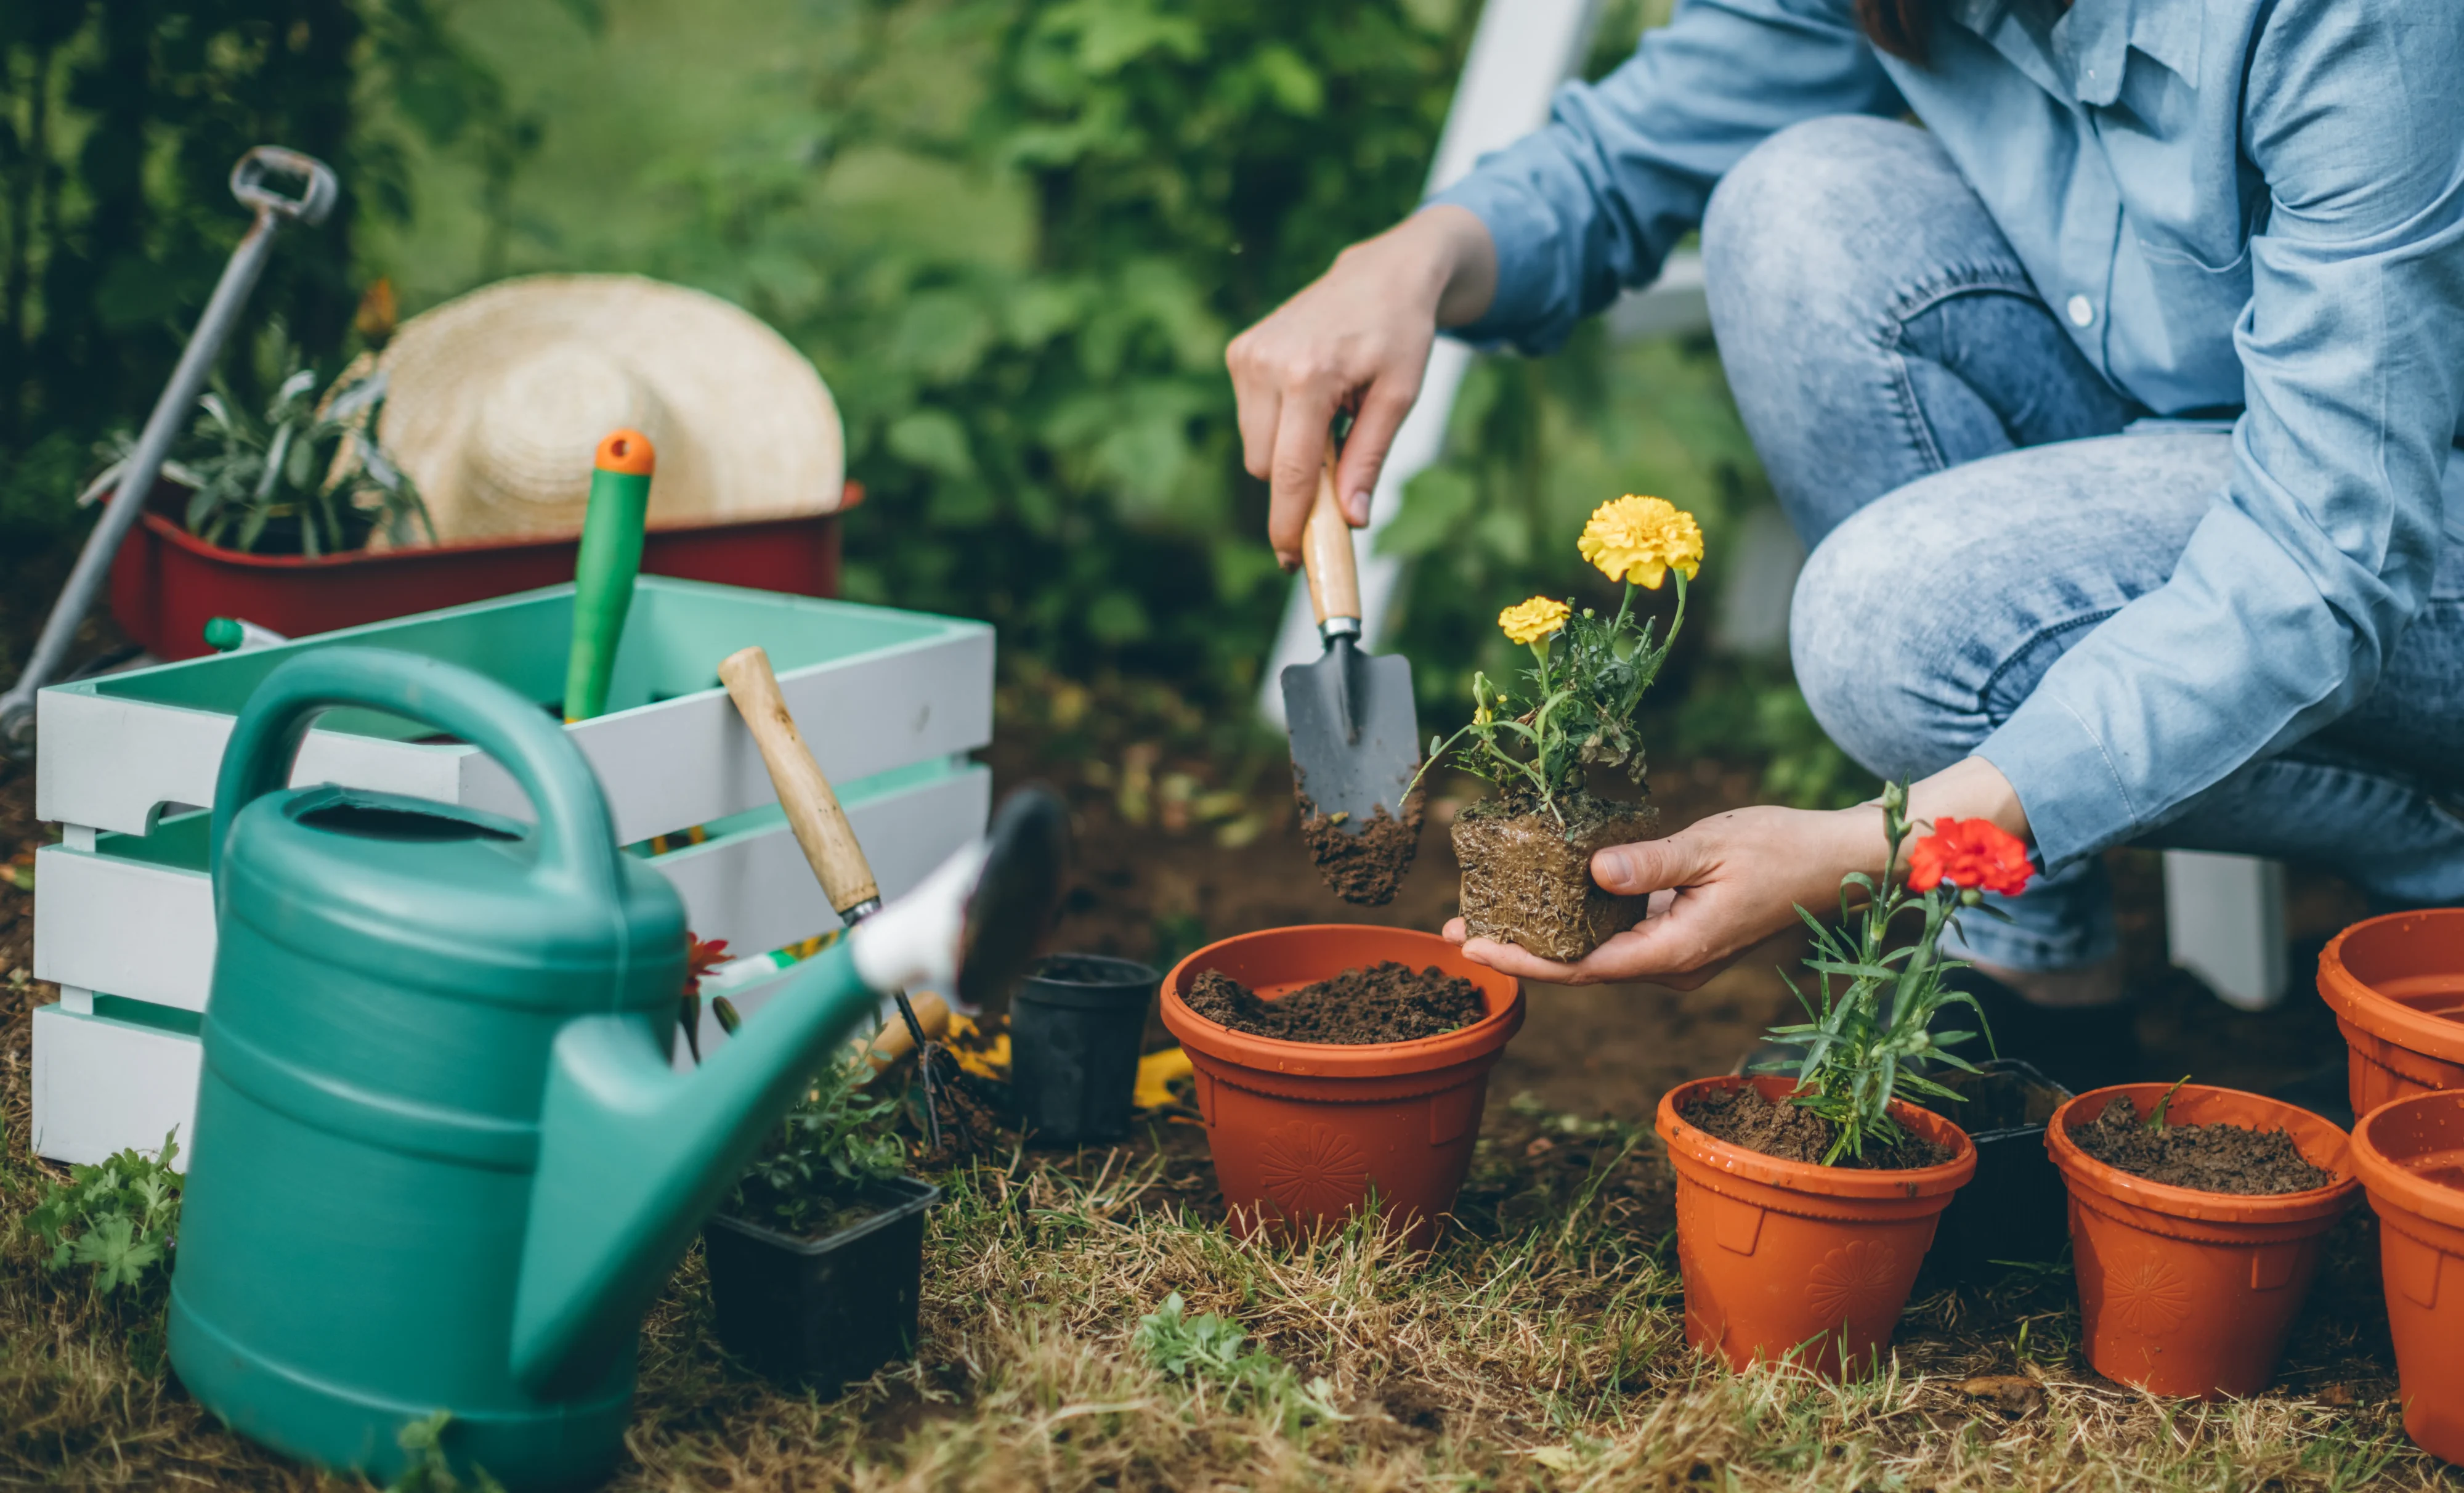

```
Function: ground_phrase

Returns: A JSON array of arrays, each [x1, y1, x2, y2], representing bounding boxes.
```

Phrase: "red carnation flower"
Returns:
[[1907, 817, 2033, 898], [684, 934, 732, 994]]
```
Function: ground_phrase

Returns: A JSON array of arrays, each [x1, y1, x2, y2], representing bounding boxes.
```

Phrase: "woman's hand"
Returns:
[[1225, 205, 1497, 568], [1444, 757, 2031, 987]]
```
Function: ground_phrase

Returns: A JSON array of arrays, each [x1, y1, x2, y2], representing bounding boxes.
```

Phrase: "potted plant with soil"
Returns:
[[1160, 925, 1524, 1249], [2046, 1077, 2357, 1399], [1656, 786, 2009, 1378], [679, 944, 941, 1391], [1419, 495, 1701, 962]]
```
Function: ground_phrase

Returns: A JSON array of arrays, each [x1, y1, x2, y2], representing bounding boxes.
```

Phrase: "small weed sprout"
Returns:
[[25, 1130, 183, 1294], [1761, 783, 2035, 1163], [1414, 495, 1702, 827], [388, 1410, 508, 1493], [1135, 1292, 1343, 1431]]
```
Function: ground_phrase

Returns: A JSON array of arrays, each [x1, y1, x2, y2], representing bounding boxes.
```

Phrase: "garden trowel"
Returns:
[[718, 643, 947, 1147], [1279, 450, 1423, 905]]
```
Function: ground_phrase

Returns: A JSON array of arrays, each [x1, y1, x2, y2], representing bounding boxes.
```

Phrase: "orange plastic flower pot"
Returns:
[[2349, 1088, 2464, 1463], [1160, 926, 1524, 1249], [2319, 909, 2464, 1117], [2046, 1084, 2358, 1399], [1654, 1075, 1977, 1380]]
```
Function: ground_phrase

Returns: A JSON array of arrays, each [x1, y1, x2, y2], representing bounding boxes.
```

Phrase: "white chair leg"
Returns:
[[2163, 850, 2288, 1011]]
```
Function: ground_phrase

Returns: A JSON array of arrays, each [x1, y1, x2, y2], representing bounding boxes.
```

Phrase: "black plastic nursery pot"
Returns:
[[1009, 953, 1158, 1145], [1918, 1059, 2073, 1281], [703, 1176, 941, 1391]]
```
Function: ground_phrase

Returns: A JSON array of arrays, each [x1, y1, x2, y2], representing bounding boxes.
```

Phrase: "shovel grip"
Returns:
[[718, 645, 880, 915], [1300, 452, 1361, 630]]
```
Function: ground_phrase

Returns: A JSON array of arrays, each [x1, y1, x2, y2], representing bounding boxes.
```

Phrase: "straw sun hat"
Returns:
[[371, 274, 845, 545]]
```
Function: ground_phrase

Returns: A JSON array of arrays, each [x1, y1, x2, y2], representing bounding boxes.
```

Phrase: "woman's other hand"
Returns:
[[1444, 757, 2031, 987], [1225, 205, 1497, 568]]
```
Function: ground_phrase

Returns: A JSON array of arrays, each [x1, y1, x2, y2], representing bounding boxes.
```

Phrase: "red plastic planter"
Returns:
[[2319, 909, 2464, 1117], [1161, 925, 1523, 1250], [108, 484, 851, 661], [2348, 1088, 2464, 1463], [2046, 1084, 2357, 1399], [1656, 1075, 1976, 1379]]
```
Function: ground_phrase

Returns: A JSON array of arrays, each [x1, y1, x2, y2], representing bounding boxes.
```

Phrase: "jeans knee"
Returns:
[[1788, 498, 1973, 781], [1702, 116, 1944, 333]]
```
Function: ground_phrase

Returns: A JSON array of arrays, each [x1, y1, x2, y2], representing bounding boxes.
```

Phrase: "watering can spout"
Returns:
[[507, 844, 985, 1396]]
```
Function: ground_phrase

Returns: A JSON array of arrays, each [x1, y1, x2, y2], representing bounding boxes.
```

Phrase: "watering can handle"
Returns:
[[207, 646, 623, 899]]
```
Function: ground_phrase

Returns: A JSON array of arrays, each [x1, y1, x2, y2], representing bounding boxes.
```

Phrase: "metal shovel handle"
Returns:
[[0, 146, 338, 749]]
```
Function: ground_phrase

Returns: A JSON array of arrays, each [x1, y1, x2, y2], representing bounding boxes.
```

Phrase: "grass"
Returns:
[[1, 1063, 2450, 1491]]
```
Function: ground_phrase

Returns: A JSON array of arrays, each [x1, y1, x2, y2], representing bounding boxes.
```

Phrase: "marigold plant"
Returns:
[[1417, 495, 1702, 825], [1763, 785, 2036, 1163]]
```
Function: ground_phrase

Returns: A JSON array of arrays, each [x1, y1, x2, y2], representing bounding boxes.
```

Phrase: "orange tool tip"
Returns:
[[594, 429, 656, 475]]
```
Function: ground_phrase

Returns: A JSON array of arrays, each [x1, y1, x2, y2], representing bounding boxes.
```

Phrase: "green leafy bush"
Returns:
[[24, 1131, 183, 1295]]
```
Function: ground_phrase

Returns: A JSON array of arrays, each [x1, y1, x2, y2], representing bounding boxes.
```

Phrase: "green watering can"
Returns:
[[166, 647, 1063, 1489]]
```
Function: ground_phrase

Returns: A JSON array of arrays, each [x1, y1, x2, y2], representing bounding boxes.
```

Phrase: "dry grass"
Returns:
[[2, 1077, 2450, 1492]]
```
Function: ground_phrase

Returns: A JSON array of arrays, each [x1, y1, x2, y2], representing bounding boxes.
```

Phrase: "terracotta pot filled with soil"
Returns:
[[1453, 791, 1657, 963], [1161, 925, 1523, 1248], [2046, 1084, 2357, 1399], [2348, 1087, 2464, 1463], [1655, 1075, 1977, 1379], [2318, 908, 2464, 1117]]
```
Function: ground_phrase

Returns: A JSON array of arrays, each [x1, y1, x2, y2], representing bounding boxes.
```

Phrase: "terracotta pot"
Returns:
[[2046, 1084, 2358, 1399], [2319, 909, 2464, 1117], [1655, 1075, 1977, 1378], [2348, 1088, 2464, 1463], [1161, 926, 1523, 1248]]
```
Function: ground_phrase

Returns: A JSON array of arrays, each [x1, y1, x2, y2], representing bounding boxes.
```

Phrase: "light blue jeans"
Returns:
[[1700, 117, 2464, 975]]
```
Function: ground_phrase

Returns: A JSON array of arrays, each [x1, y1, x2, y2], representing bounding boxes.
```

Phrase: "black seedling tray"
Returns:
[[1919, 1059, 2073, 1283], [703, 1175, 940, 1392]]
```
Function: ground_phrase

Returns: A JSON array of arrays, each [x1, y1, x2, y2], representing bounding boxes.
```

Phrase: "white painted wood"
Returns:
[[1262, 0, 1601, 725], [36, 583, 992, 839], [2163, 850, 2289, 1012], [1708, 500, 1805, 659], [31, 1003, 200, 1171], [31, 763, 987, 1015], [1607, 248, 1710, 343]]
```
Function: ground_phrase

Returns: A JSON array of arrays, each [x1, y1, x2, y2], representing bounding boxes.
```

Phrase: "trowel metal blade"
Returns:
[[958, 785, 1070, 1010], [1280, 637, 1421, 831]]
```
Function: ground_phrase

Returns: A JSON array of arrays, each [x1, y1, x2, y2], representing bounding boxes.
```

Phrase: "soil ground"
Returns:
[[0, 629, 2425, 1489]]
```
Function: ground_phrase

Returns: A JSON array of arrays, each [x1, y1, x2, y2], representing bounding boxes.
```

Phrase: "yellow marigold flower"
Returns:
[[1578, 494, 1704, 589], [1497, 596, 1570, 645]]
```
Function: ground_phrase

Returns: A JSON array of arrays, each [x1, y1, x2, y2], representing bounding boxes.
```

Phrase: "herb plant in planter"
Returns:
[[1655, 786, 2011, 1377], [695, 1015, 939, 1391], [1420, 495, 1701, 962]]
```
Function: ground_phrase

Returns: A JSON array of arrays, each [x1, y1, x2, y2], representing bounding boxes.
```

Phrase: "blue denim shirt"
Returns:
[[1434, 0, 2464, 869]]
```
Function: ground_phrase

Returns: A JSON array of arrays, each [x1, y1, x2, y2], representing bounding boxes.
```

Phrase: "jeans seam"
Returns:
[[1974, 608, 2117, 726]]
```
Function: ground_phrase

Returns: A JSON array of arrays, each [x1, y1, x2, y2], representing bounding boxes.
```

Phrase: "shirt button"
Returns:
[[2066, 295, 2095, 328]]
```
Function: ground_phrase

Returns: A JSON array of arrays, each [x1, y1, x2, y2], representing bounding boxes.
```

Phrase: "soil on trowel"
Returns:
[[1453, 791, 1656, 963], [1183, 962, 1485, 1044], [2072, 1092, 2334, 1194], [910, 1044, 1012, 1166], [1679, 1083, 1952, 1170], [1295, 781, 1424, 907]]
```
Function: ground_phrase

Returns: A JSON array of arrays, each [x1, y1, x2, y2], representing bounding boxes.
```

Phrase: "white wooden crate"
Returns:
[[29, 578, 995, 1168]]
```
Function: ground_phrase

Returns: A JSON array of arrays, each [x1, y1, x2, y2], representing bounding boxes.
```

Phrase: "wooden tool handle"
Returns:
[[1299, 449, 1361, 629], [718, 645, 880, 914], [862, 991, 950, 1074]]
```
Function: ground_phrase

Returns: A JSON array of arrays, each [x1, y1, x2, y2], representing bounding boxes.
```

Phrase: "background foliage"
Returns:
[[1, 0, 1862, 801]]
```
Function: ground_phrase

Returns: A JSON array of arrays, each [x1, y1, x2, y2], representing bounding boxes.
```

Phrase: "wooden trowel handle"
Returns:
[[718, 645, 880, 916], [1300, 449, 1361, 630]]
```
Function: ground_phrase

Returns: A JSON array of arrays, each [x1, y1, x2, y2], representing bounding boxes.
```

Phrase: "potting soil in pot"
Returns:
[[2072, 1092, 2333, 1194], [1453, 792, 1656, 962], [1294, 781, 1424, 906], [1183, 962, 1482, 1043], [1677, 1083, 1951, 1170]]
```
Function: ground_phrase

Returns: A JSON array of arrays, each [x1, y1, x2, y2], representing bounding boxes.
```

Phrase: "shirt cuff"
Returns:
[[1974, 696, 2143, 874], [1425, 169, 1582, 354]]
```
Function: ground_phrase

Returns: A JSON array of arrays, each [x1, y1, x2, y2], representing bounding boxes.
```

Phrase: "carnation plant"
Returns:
[[1416, 495, 1705, 827], [1763, 782, 2036, 1163]]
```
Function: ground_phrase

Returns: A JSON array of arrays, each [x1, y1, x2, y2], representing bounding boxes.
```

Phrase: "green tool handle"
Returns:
[[562, 429, 655, 722]]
